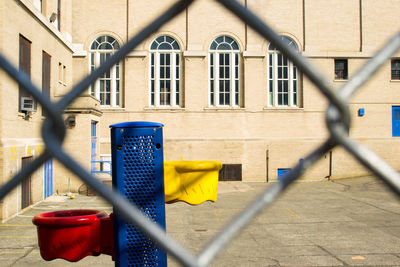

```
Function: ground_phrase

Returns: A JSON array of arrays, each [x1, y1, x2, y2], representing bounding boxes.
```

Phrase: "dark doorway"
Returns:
[[42, 51, 51, 116], [21, 157, 33, 209], [19, 35, 32, 112]]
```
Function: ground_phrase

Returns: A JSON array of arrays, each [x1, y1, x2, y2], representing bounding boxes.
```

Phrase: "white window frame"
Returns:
[[149, 36, 181, 107], [89, 36, 122, 107], [33, 0, 42, 13], [209, 36, 241, 107], [267, 36, 299, 107]]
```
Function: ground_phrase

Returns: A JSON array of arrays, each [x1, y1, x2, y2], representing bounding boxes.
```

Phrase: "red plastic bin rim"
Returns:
[[32, 209, 108, 227]]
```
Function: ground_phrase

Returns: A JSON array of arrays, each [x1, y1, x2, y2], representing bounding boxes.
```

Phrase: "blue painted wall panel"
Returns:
[[44, 159, 53, 198], [393, 107, 400, 137], [278, 168, 291, 180]]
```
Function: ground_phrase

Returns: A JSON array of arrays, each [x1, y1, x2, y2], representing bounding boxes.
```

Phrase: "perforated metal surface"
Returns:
[[111, 123, 166, 267]]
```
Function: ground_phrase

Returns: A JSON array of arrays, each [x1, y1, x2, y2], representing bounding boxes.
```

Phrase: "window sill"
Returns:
[[390, 79, 400, 83], [101, 107, 126, 112], [204, 107, 245, 111], [144, 107, 186, 112], [333, 79, 348, 82], [263, 107, 304, 112]]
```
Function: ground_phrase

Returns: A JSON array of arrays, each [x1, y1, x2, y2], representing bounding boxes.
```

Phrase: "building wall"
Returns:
[[68, 0, 400, 184], [1, 0, 398, 217], [363, 0, 400, 53], [0, 0, 73, 221], [0, 0, 398, 222], [305, 0, 361, 52], [54, 112, 101, 193]]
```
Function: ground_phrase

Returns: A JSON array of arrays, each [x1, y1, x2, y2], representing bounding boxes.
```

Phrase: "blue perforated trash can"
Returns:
[[110, 122, 166, 267]]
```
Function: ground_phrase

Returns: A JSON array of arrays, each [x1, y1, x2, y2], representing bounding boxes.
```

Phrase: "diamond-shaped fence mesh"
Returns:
[[0, 0, 400, 266]]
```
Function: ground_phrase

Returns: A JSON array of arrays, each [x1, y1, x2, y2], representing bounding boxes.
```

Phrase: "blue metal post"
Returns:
[[110, 122, 166, 267]]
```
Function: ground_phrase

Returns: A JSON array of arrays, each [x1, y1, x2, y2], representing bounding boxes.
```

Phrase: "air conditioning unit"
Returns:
[[20, 97, 35, 112]]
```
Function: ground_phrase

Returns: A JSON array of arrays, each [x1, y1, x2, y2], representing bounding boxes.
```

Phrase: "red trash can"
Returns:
[[32, 209, 108, 262]]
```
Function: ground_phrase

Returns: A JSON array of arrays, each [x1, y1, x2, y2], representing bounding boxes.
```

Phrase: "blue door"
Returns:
[[393, 107, 400, 137], [44, 159, 53, 198], [91, 122, 97, 172]]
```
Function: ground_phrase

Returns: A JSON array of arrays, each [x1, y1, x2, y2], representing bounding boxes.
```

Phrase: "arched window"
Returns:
[[149, 36, 181, 107], [89, 35, 121, 107], [209, 35, 240, 107], [268, 36, 299, 107]]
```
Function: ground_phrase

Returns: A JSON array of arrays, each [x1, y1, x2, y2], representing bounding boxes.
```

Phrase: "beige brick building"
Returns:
[[0, 0, 74, 221], [0, 0, 399, 221]]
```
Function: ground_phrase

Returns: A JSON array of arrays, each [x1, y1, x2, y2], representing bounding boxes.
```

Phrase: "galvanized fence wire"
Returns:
[[0, 0, 399, 266]]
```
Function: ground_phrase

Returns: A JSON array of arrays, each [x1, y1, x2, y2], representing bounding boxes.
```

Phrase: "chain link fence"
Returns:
[[0, 0, 400, 266]]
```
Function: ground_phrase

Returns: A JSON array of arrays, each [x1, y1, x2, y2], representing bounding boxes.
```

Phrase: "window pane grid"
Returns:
[[268, 36, 300, 108], [268, 54, 274, 106], [150, 36, 181, 107], [234, 53, 239, 106], [210, 54, 215, 106], [219, 53, 230, 106], [90, 53, 95, 96], [293, 66, 298, 106], [150, 35, 180, 51], [99, 80, 111, 106], [89, 35, 121, 107], [335, 59, 348, 80], [150, 54, 155, 106], [159, 53, 171, 106], [277, 54, 289, 106], [116, 80, 120, 106], [392, 59, 400, 80], [209, 36, 240, 108], [99, 53, 111, 106], [393, 70, 400, 80], [267, 39, 299, 107], [210, 35, 239, 51], [175, 54, 180, 106]]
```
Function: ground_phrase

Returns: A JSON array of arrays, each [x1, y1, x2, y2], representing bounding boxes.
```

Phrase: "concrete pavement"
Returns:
[[1, 176, 400, 266]]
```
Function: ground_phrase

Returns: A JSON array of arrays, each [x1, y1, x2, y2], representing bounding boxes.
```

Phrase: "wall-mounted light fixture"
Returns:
[[49, 13, 57, 23], [65, 115, 76, 128]]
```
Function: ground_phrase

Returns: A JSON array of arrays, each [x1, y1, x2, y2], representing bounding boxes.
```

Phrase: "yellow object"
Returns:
[[70, 194, 75, 199], [164, 161, 222, 205]]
